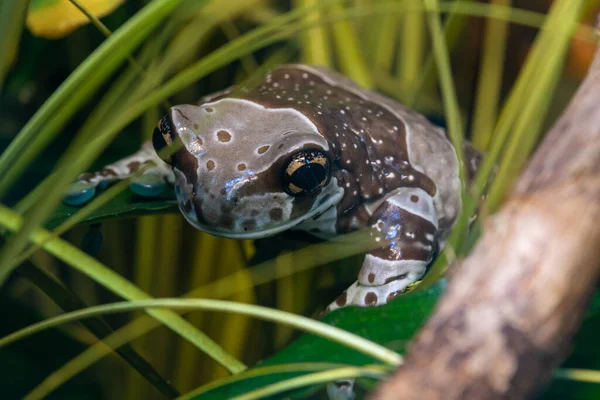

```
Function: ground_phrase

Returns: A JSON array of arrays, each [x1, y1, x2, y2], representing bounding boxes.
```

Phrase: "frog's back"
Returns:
[[231, 64, 461, 235]]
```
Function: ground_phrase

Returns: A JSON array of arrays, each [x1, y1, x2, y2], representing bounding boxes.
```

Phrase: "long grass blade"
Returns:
[[470, 0, 511, 151], [18, 261, 180, 398], [0, 0, 30, 92], [0, 0, 187, 196], [0, 299, 403, 367], [0, 205, 246, 374], [231, 365, 388, 400]]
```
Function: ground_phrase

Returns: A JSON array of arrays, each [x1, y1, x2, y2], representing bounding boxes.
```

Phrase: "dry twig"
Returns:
[[372, 19, 600, 400]]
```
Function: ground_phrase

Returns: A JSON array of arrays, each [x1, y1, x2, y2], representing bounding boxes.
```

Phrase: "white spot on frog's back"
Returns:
[[386, 187, 438, 229]]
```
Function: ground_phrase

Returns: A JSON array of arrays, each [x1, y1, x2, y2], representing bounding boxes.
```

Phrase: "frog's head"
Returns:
[[152, 99, 343, 239]]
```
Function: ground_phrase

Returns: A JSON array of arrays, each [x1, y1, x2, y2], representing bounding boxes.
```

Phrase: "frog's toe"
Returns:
[[327, 379, 355, 400], [327, 278, 419, 312], [129, 173, 167, 197], [63, 181, 97, 206]]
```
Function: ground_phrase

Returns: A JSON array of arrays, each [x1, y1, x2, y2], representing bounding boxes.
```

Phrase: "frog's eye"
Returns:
[[283, 150, 331, 196], [152, 115, 175, 165]]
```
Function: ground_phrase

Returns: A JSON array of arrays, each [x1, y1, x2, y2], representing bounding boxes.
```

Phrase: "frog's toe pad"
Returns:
[[327, 379, 355, 400], [63, 181, 97, 206], [129, 173, 167, 197]]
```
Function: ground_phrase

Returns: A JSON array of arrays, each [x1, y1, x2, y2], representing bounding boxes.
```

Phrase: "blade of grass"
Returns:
[[0, 0, 30, 92], [474, 0, 583, 208], [177, 362, 358, 400], [485, 1, 582, 210], [422, 0, 466, 179], [17, 260, 180, 398], [294, 0, 334, 66], [0, 0, 187, 197], [173, 233, 221, 391], [412, 0, 468, 288], [372, 1, 399, 73], [0, 299, 403, 367], [399, 0, 425, 86], [553, 368, 600, 384], [420, 0, 586, 288], [16, 230, 379, 400], [329, 0, 374, 88], [408, 0, 469, 106], [470, 0, 511, 151], [0, 205, 246, 374], [209, 240, 256, 381], [230, 365, 388, 400], [1, 298, 400, 400]]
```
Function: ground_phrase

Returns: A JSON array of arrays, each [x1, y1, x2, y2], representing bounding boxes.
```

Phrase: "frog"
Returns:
[[65, 64, 481, 312]]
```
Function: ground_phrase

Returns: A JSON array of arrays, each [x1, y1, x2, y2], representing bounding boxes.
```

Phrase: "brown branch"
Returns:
[[371, 22, 600, 400]]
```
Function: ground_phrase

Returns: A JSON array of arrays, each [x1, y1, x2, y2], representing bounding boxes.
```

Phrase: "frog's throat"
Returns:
[[179, 188, 344, 240]]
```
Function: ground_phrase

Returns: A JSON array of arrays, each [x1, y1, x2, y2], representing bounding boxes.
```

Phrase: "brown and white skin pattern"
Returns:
[[76, 141, 174, 185], [78, 64, 467, 311]]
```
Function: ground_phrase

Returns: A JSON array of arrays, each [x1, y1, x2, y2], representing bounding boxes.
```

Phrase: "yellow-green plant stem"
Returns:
[[0, 205, 246, 374], [294, 0, 333, 66], [18, 260, 181, 399], [0, 299, 402, 366], [485, 0, 582, 210], [476, 0, 583, 211], [400, 0, 425, 85], [178, 362, 361, 400], [2, 299, 401, 400], [329, 0, 374, 87], [231, 365, 388, 400], [0, 0, 186, 197], [372, 2, 398, 73], [0, 0, 30, 92], [423, 0, 466, 176], [470, 0, 511, 151], [16, 230, 380, 400], [421, 0, 585, 288], [554, 368, 600, 384]]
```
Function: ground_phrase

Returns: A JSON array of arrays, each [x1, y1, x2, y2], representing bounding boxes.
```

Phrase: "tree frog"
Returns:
[[65, 64, 480, 312]]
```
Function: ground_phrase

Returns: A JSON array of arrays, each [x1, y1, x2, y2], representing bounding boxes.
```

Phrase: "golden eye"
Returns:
[[283, 150, 331, 196]]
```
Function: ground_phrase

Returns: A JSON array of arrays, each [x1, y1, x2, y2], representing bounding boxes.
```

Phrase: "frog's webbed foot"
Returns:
[[63, 141, 174, 206], [326, 187, 438, 312]]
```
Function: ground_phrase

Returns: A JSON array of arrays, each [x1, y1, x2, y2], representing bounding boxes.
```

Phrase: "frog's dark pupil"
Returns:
[[290, 163, 326, 192]]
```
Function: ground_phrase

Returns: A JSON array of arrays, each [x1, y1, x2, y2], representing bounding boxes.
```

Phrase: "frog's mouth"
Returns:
[[179, 187, 343, 240]]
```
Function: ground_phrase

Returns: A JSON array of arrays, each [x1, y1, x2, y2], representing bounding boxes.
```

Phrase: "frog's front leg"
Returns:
[[328, 187, 437, 311], [63, 141, 174, 206]]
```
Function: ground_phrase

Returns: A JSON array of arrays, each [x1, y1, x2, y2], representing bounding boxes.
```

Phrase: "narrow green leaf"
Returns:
[[0, 0, 31, 92], [0, 0, 186, 197], [0, 205, 246, 374]]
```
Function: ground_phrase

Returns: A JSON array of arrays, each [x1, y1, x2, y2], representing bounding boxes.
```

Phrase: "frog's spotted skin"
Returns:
[[68, 64, 467, 312]]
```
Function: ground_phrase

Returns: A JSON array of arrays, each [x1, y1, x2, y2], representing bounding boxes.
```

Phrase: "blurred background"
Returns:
[[1, 0, 599, 399]]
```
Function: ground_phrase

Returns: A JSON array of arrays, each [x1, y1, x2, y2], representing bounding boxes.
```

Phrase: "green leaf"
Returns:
[[188, 282, 444, 399]]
